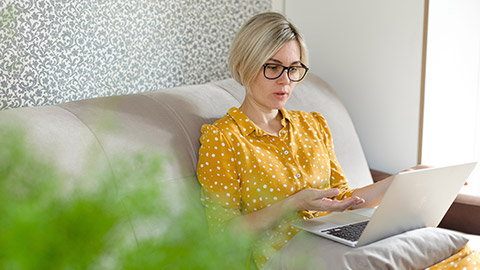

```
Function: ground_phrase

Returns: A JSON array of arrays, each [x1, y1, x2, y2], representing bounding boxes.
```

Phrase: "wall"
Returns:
[[0, 0, 271, 110], [271, 0, 284, 12], [285, 0, 426, 173]]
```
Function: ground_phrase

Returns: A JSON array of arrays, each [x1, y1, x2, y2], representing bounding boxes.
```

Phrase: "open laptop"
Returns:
[[293, 162, 477, 247]]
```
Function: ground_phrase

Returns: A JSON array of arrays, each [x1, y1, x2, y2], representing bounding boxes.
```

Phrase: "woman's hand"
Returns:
[[231, 188, 364, 234], [286, 188, 365, 212]]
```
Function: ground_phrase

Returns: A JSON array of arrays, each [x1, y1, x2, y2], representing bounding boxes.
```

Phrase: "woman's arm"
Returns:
[[351, 175, 394, 208], [229, 188, 365, 234], [233, 163, 425, 235], [351, 165, 431, 208]]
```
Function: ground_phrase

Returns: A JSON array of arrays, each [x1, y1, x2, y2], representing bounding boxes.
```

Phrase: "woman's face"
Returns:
[[245, 40, 301, 112]]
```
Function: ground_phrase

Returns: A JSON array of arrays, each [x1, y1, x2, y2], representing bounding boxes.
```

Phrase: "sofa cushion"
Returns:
[[264, 227, 469, 270]]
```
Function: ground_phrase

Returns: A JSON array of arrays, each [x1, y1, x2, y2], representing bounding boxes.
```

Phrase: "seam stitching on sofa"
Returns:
[[57, 104, 140, 245], [138, 93, 198, 171], [57, 105, 111, 163]]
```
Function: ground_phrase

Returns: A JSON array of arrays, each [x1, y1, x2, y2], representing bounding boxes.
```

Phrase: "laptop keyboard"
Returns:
[[321, 220, 369, 242]]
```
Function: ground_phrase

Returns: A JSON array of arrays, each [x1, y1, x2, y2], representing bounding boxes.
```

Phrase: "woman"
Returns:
[[196, 12, 470, 269]]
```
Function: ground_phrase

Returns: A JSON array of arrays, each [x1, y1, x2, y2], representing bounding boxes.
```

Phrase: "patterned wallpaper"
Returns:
[[0, 0, 271, 110]]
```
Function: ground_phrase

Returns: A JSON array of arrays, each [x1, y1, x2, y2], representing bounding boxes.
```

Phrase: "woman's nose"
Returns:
[[277, 69, 291, 84]]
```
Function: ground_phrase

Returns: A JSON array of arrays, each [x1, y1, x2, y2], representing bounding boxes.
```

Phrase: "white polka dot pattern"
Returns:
[[197, 107, 353, 267]]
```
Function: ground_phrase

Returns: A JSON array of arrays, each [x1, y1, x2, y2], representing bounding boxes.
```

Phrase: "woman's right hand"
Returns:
[[286, 188, 365, 212], [231, 188, 365, 234]]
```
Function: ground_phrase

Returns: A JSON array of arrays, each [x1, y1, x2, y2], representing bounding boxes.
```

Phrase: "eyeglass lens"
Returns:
[[263, 64, 308, 81]]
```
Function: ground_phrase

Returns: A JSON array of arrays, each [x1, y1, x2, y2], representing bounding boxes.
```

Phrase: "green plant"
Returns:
[[0, 125, 254, 269], [0, 3, 21, 75], [0, 4, 18, 40]]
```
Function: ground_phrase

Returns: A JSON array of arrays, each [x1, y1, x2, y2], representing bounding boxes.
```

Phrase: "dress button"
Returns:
[[281, 130, 287, 134], [295, 173, 302, 178], [284, 150, 289, 155]]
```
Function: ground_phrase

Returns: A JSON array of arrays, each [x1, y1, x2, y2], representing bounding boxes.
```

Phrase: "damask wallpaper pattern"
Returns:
[[0, 0, 271, 109]]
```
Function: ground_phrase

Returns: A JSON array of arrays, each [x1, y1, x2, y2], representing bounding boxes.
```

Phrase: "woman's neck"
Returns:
[[239, 103, 283, 136]]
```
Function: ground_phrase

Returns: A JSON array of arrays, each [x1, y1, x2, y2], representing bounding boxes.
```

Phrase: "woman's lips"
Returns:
[[274, 92, 288, 98]]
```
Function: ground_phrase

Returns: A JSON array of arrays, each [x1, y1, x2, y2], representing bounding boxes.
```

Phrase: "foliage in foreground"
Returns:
[[0, 125, 254, 270]]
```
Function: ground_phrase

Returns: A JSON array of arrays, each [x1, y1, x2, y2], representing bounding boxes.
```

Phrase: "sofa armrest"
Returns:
[[370, 169, 391, 183], [439, 193, 480, 235], [369, 169, 480, 235]]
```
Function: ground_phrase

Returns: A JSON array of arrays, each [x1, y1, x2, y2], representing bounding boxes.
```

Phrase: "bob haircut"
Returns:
[[228, 12, 309, 89]]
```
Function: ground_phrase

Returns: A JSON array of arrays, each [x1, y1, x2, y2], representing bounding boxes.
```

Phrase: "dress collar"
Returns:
[[227, 107, 291, 137]]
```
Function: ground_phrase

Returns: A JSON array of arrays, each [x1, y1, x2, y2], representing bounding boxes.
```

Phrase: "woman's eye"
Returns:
[[267, 65, 279, 71]]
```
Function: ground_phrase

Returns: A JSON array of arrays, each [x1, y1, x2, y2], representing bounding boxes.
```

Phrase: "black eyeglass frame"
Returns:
[[262, 63, 309, 82]]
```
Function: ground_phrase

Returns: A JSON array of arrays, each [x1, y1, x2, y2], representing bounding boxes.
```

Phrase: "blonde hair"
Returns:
[[228, 12, 308, 89]]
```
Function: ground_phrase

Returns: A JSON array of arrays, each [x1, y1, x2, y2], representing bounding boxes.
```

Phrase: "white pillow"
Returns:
[[264, 227, 469, 270]]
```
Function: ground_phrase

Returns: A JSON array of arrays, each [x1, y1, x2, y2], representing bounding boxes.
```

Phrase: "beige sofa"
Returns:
[[1, 74, 479, 268]]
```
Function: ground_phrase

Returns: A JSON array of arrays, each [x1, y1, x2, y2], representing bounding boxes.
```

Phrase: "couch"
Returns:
[[1, 74, 479, 268]]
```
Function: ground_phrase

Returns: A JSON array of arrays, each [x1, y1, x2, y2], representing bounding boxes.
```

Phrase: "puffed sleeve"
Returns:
[[196, 124, 242, 234], [312, 112, 353, 200]]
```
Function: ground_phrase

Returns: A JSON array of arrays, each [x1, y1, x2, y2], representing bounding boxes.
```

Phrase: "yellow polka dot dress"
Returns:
[[426, 244, 480, 270], [197, 107, 353, 268]]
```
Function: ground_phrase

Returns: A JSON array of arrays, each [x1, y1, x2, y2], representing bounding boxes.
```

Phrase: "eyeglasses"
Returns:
[[262, 63, 309, 82]]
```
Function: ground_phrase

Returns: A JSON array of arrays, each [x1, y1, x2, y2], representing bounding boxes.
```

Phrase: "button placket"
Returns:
[[278, 120, 289, 140], [277, 137, 305, 188], [279, 120, 307, 188]]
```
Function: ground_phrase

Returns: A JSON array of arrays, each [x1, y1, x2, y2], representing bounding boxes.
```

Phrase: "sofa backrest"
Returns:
[[0, 74, 373, 189]]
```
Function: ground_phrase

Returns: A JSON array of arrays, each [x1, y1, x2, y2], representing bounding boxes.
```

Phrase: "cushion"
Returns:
[[264, 227, 469, 270]]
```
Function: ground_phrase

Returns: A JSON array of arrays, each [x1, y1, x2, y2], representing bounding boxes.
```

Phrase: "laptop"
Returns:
[[293, 162, 477, 247]]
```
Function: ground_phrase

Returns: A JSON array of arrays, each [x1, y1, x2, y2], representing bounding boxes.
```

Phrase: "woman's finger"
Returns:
[[315, 196, 365, 212]]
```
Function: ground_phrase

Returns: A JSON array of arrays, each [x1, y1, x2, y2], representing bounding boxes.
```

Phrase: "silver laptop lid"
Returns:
[[356, 162, 477, 246]]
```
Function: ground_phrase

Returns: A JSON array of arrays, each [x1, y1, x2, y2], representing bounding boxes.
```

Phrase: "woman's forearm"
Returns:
[[352, 165, 430, 208], [228, 174, 397, 234], [351, 175, 394, 208], [227, 188, 364, 234]]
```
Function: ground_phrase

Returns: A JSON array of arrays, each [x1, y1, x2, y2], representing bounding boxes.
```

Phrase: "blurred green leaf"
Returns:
[[0, 124, 254, 270]]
